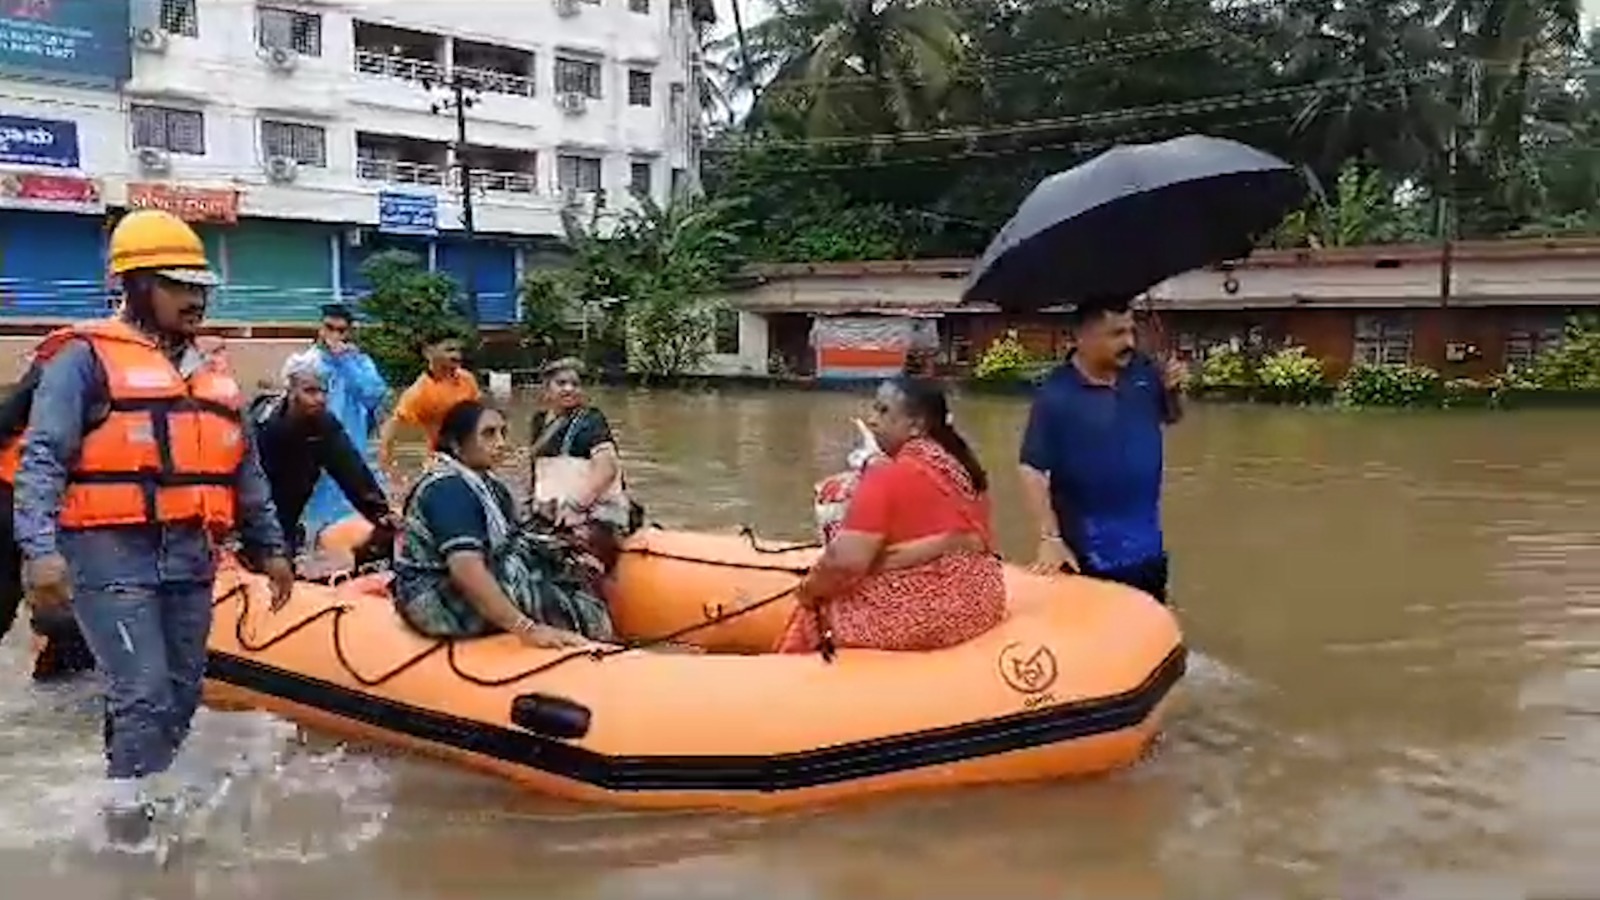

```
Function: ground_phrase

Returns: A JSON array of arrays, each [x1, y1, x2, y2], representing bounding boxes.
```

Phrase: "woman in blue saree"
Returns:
[[393, 400, 615, 648]]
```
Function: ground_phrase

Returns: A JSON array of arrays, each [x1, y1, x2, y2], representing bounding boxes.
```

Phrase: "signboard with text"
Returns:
[[0, 114, 78, 168], [0, 0, 132, 89], [0, 168, 101, 212], [126, 183, 240, 225], [378, 190, 438, 237]]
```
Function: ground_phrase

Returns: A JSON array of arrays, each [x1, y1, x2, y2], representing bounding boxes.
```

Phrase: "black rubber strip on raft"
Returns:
[[204, 644, 1186, 793]]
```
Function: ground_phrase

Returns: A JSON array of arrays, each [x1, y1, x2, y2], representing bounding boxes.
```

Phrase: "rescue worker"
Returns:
[[13, 208, 294, 844]]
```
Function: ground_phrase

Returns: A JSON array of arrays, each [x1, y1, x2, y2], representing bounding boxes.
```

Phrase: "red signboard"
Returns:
[[126, 182, 239, 224], [0, 170, 102, 211]]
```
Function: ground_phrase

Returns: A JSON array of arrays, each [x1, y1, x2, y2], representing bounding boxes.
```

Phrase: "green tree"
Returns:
[[702, 0, 1599, 264], [739, 0, 968, 137], [355, 250, 469, 385], [529, 195, 748, 379]]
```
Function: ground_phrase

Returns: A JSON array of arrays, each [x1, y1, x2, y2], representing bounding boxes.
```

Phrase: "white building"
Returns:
[[0, 0, 714, 325]]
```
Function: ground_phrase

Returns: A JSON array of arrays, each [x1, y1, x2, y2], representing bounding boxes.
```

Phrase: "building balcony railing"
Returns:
[[357, 157, 446, 187], [456, 167, 538, 194], [354, 49, 446, 84], [454, 64, 536, 98], [357, 158, 538, 195]]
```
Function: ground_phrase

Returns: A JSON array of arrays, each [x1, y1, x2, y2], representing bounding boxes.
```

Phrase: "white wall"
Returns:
[[2, 0, 701, 236], [698, 309, 770, 375]]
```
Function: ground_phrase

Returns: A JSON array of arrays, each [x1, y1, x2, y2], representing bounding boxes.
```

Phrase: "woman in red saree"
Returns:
[[777, 378, 1007, 653]]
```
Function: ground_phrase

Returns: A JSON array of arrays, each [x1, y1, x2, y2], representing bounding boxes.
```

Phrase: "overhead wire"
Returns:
[[712, 65, 1444, 154]]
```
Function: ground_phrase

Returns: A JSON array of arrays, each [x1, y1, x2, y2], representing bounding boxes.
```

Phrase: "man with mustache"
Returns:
[[12, 208, 293, 845], [1018, 295, 1186, 604]]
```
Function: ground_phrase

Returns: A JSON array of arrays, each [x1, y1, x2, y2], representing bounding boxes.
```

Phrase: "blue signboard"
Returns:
[[0, 0, 132, 89], [378, 190, 439, 237], [0, 114, 78, 168]]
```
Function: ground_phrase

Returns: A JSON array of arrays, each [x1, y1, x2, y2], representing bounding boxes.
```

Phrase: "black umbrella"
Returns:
[[961, 134, 1309, 311]]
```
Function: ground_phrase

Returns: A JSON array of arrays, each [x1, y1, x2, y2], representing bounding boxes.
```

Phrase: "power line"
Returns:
[[714, 89, 1429, 177], [714, 66, 1443, 152]]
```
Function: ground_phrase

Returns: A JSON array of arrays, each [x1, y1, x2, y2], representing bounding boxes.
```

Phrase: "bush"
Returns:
[[1196, 344, 1253, 389], [1255, 345, 1327, 403], [973, 333, 1035, 381], [1336, 363, 1443, 407], [355, 250, 471, 385], [1511, 315, 1600, 390]]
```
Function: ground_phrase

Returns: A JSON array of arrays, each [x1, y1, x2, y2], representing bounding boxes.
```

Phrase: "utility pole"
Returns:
[[429, 73, 481, 326], [1437, 56, 1480, 309]]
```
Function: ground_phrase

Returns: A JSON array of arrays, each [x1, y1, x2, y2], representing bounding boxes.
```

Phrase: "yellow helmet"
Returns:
[[108, 209, 218, 286]]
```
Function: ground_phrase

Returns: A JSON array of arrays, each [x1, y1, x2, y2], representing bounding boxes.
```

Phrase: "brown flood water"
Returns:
[[3, 388, 1600, 899]]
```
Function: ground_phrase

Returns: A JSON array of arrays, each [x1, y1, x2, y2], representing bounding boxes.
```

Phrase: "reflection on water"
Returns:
[[3, 389, 1600, 899]]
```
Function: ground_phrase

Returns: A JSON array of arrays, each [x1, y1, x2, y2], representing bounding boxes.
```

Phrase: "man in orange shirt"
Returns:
[[378, 329, 480, 486]]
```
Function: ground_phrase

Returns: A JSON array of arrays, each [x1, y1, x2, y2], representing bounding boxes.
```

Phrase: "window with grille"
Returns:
[[558, 154, 603, 192], [1352, 315, 1413, 366], [1504, 315, 1565, 370], [630, 0, 650, 11], [261, 120, 327, 166], [629, 160, 652, 196], [160, 0, 198, 36], [258, 7, 322, 56], [627, 69, 653, 107], [669, 82, 685, 120], [555, 57, 602, 98], [131, 105, 206, 155], [713, 308, 739, 354]]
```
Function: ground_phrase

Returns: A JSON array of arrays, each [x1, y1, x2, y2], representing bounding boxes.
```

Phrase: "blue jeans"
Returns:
[[71, 580, 214, 780]]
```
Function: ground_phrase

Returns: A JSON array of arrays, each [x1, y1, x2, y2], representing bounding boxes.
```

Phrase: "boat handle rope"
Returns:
[[619, 524, 818, 574], [214, 581, 447, 688], [443, 581, 805, 686], [212, 569, 818, 692]]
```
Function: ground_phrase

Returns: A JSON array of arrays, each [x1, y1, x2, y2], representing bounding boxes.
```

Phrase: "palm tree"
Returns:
[[1279, 0, 1452, 179], [1437, 0, 1583, 230], [734, 0, 968, 137]]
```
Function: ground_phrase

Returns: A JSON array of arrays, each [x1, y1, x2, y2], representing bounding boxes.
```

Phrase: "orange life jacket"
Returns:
[[0, 327, 236, 491], [5, 319, 246, 531]]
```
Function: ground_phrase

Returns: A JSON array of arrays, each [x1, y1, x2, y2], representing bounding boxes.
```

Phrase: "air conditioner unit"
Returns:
[[133, 26, 168, 54], [557, 91, 587, 115], [554, 0, 580, 17], [260, 46, 298, 72], [265, 156, 299, 182], [136, 146, 171, 173]]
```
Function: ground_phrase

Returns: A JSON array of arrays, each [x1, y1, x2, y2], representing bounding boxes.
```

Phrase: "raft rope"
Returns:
[[618, 523, 819, 573], [212, 541, 813, 691]]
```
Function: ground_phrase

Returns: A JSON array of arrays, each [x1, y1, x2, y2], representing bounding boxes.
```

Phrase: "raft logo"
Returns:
[[997, 641, 1059, 696]]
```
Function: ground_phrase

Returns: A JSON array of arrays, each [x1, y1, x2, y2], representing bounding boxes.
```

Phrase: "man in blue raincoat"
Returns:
[[281, 303, 390, 547]]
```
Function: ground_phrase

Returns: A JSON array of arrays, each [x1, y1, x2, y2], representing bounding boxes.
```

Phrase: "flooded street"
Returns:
[[4, 388, 1600, 899]]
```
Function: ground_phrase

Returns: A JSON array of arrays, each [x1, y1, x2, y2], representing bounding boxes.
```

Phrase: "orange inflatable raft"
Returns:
[[201, 522, 1186, 812]]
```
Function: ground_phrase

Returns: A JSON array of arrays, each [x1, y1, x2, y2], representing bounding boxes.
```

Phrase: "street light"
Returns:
[[424, 71, 482, 326]]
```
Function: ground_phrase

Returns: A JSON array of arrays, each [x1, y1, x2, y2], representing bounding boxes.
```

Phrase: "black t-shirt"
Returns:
[[250, 394, 390, 550]]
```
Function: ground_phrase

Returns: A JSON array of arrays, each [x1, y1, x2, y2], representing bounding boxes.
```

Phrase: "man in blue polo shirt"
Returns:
[[1019, 296, 1185, 603]]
